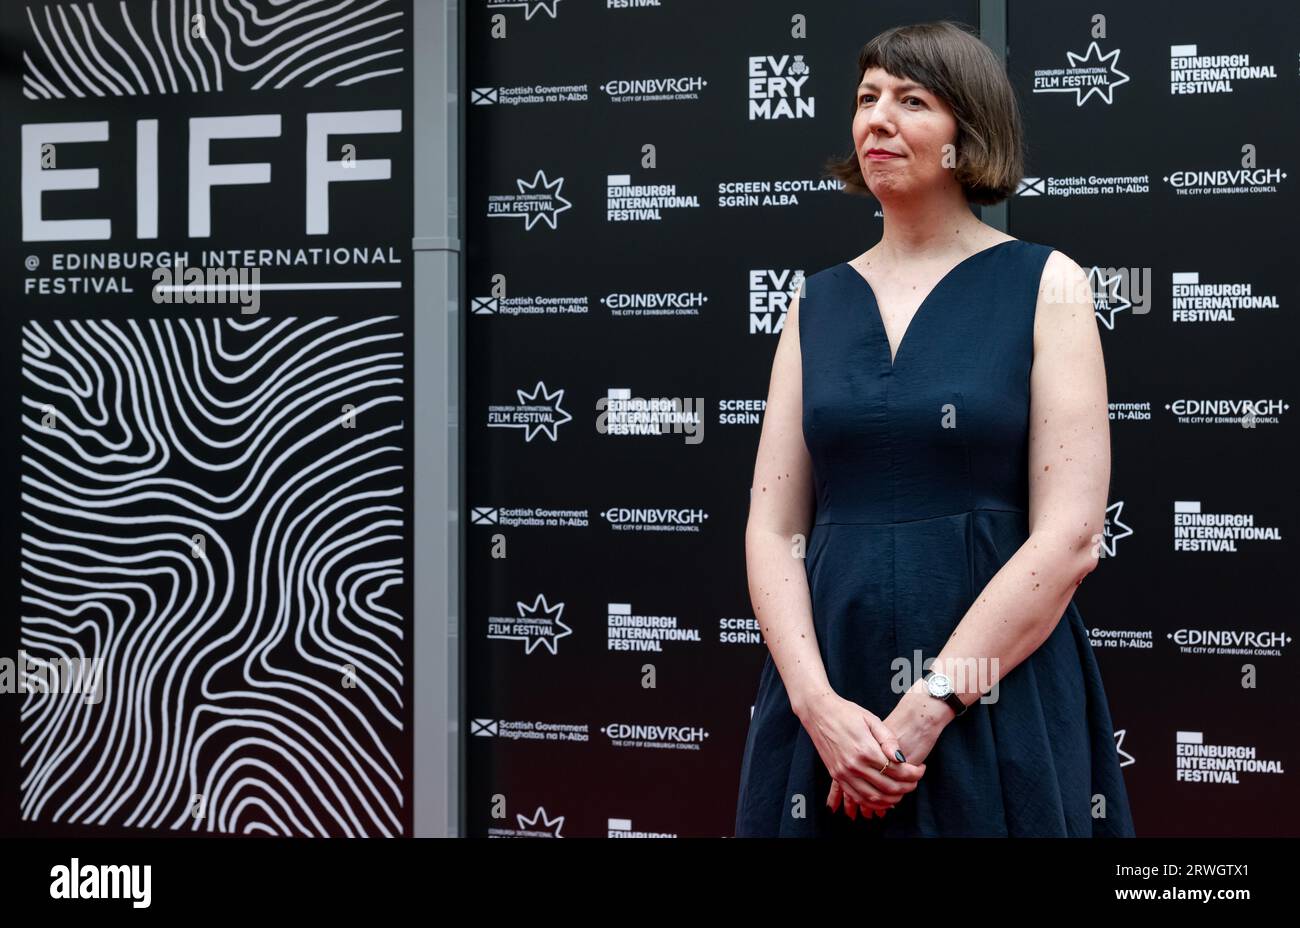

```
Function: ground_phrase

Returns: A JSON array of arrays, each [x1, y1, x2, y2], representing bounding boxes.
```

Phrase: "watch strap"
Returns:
[[944, 691, 968, 717]]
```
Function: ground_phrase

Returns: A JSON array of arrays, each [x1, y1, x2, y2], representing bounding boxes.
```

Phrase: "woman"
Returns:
[[734, 21, 1136, 837]]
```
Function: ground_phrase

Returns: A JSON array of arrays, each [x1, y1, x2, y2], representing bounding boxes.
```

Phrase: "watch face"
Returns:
[[927, 672, 951, 697]]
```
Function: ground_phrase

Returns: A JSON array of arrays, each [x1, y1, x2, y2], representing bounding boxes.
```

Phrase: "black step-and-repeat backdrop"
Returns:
[[1007, 0, 1296, 836], [1, 0, 414, 836], [466, 0, 1297, 838]]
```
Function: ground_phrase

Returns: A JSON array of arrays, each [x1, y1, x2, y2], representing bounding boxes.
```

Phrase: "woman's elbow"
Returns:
[[1028, 523, 1103, 590]]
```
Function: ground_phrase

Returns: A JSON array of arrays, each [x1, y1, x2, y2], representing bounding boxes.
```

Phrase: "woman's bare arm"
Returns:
[[887, 250, 1111, 732], [745, 285, 833, 719]]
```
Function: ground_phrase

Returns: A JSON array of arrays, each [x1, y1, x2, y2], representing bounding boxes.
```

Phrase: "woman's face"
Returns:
[[852, 67, 959, 200]]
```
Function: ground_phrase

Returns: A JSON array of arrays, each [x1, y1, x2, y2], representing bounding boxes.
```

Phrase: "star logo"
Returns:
[[517, 806, 565, 836], [488, 593, 572, 655], [1033, 41, 1130, 106], [492, 0, 564, 20], [1102, 501, 1134, 558], [1091, 266, 1133, 330], [1115, 729, 1135, 767], [501, 170, 572, 231], [486, 380, 572, 442]]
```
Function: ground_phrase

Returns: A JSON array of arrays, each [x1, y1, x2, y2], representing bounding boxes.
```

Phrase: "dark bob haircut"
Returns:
[[822, 20, 1024, 206]]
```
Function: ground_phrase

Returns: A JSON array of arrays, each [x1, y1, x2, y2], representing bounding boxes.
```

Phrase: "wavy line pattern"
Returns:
[[19, 315, 407, 836], [21, 0, 407, 99]]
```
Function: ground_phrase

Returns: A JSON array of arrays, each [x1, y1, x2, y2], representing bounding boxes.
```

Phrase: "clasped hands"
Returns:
[[799, 684, 946, 821]]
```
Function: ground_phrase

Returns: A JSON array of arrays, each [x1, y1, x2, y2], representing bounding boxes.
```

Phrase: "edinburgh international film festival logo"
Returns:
[[487, 170, 571, 230], [486, 381, 572, 441], [1030, 34, 1129, 106], [487, 594, 571, 655]]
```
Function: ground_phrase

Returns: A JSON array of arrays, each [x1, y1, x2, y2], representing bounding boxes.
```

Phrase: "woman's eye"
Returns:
[[858, 94, 923, 107]]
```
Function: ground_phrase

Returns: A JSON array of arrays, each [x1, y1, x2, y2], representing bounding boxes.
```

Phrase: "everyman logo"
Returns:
[[49, 858, 151, 908]]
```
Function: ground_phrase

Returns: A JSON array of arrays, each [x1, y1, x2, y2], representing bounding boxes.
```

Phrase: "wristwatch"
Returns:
[[924, 670, 969, 717]]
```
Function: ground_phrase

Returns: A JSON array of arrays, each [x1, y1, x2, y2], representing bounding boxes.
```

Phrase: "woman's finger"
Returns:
[[841, 754, 905, 805], [864, 715, 906, 768], [837, 779, 893, 816], [834, 774, 872, 809], [827, 780, 842, 812]]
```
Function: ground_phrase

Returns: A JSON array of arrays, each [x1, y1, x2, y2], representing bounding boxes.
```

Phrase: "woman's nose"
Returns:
[[866, 102, 895, 134]]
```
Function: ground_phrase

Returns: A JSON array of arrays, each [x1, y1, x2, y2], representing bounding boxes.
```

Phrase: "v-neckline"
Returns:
[[842, 239, 1017, 373]]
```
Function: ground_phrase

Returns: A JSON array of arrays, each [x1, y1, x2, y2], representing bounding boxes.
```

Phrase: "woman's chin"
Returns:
[[865, 176, 907, 199]]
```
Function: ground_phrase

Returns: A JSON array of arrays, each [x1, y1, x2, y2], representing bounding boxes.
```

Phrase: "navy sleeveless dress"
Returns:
[[734, 239, 1136, 837]]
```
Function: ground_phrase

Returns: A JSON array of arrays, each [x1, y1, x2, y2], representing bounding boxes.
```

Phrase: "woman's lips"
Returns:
[[866, 150, 903, 160]]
